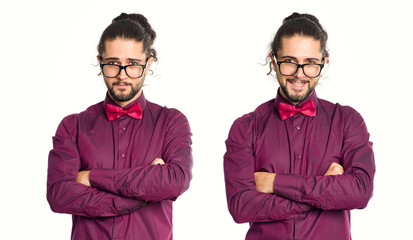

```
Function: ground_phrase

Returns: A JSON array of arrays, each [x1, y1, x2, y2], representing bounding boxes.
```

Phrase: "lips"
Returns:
[[113, 82, 132, 86], [287, 78, 309, 88], [113, 82, 131, 91]]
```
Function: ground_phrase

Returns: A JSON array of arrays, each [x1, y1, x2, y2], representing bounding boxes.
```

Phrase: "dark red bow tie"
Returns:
[[105, 103, 143, 121], [278, 100, 316, 120]]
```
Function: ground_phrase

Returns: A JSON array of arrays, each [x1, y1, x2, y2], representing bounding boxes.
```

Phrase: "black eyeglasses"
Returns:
[[275, 59, 324, 78], [100, 62, 148, 79]]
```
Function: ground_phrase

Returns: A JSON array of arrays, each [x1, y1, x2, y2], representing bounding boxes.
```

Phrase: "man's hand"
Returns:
[[254, 172, 276, 193], [324, 162, 344, 176], [77, 170, 91, 186], [151, 158, 165, 165]]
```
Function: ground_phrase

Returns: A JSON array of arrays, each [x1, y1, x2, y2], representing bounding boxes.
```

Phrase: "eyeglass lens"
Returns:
[[103, 65, 144, 78], [280, 62, 321, 77]]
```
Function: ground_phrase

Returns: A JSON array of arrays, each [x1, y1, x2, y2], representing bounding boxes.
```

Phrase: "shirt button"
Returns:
[[121, 153, 125, 158], [296, 126, 301, 130], [121, 127, 126, 131], [297, 155, 302, 159]]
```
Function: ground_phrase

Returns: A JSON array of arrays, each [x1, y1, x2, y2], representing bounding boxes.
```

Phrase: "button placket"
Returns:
[[120, 126, 126, 159], [118, 118, 129, 165]]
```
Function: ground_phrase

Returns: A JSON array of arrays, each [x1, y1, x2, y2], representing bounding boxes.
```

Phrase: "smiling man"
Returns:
[[224, 13, 375, 240], [47, 13, 192, 240]]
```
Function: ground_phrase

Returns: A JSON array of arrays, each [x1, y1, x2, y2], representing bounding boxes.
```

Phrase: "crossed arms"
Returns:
[[76, 158, 166, 187], [47, 113, 192, 218], [255, 162, 344, 193], [224, 110, 375, 223]]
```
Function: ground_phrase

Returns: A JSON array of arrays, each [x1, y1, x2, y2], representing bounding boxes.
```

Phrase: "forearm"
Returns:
[[227, 185, 313, 223], [47, 177, 146, 217], [225, 158, 313, 223], [274, 126, 375, 210], [89, 161, 191, 201], [274, 168, 373, 210], [48, 128, 145, 218]]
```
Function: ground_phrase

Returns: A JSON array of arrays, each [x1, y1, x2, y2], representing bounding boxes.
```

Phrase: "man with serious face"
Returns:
[[47, 13, 192, 240], [224, 13, 375, 240]]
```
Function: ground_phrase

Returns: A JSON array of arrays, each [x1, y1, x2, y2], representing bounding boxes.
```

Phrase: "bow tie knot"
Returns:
[[105, 103, 143, 121], [278, 100, 316, 120]]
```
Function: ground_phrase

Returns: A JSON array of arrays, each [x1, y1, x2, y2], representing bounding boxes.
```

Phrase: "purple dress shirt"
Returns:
[[224, 90, 375, 240], [47, 93, 192, 240]]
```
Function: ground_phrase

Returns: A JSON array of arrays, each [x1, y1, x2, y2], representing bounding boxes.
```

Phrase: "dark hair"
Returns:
[[97, 13, 157, 61], [268, 12, 329, 74]]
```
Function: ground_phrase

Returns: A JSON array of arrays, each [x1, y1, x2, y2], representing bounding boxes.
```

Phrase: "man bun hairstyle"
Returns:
[[98, 13, 157, 61], [271, 12, 329, 59], [267, 12, 329, 75]]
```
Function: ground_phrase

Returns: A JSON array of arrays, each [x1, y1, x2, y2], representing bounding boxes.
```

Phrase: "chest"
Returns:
[[253, 114, 344, 176], [77, 115, 165, 169]]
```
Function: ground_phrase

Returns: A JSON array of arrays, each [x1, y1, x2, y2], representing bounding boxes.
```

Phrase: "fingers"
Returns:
[[254, 172, 276, 194], [324, 162, 344, 176], [151, 158, 165, 165], [76, 170, 91, 186], [331, 162, 344, 175]]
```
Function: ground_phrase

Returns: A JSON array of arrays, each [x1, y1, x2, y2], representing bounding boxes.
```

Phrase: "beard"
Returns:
[[279, 77, 317, 103], [107, 79, 144, 103]]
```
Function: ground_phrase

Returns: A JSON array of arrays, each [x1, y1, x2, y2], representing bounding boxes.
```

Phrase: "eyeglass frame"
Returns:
[[273, 55, 325, 78], [99, 59, 148, 79]]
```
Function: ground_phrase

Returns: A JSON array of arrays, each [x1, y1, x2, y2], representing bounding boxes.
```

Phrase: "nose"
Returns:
[[295, 65, 306, 78], [118, 68, 128, 79]]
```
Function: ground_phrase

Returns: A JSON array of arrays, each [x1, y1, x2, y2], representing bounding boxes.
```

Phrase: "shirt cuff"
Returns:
[[89, 168, 116, 193], [274, 173, 304, 202]]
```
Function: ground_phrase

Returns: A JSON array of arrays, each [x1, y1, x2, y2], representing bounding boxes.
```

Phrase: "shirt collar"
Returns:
[[103, 91, 147, 111], [274, 87, 319, 110]]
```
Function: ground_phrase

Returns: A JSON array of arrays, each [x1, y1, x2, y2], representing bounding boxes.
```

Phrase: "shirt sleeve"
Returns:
[[47, 116, 146, 217], [89, 112, 192, 202], [224, 117, 313, 223], [273, 108, 375, 210]]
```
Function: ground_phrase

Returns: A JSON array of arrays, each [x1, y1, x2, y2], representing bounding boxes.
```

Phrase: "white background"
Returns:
[[1, 0, 412, 239]]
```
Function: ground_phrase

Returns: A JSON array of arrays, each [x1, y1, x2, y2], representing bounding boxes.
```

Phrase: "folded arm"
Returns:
[[254, 162, 344, 194], [47, 119, 145, 218], [273, 110, 375, 210], [224, 119, 313, 223], [88, 113, 193, 202]]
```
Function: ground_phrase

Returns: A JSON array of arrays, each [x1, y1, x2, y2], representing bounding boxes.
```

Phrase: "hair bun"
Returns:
[[113, 13, 156, 41], [98, 12, 158, 61], [283, 12, 324, 32]]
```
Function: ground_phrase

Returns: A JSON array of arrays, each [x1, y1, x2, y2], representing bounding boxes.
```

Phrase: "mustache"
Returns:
[[112, 81, 132, 86], [286, 78, 310, 83]]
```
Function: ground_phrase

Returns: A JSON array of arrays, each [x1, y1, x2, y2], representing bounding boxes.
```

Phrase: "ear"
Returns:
[[144, 57, 154, 76], [97, 55, 101, 62], [269, 52, 277, 73]]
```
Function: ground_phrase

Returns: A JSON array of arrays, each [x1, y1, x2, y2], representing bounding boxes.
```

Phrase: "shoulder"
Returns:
[[65, 101, 104, 123], [318, 98, 367, 132], [318, 98, 363, 119], [55, 101, 104, 137], [227, 99, 275, 141], [145, 100, 190, 131], [233, 99, 275, 128], [146, 100, 187, 119]]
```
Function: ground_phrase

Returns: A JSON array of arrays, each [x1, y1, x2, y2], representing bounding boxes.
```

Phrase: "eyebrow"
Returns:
[[101, 57, 144, 62], [280, 56, 322, 61]]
